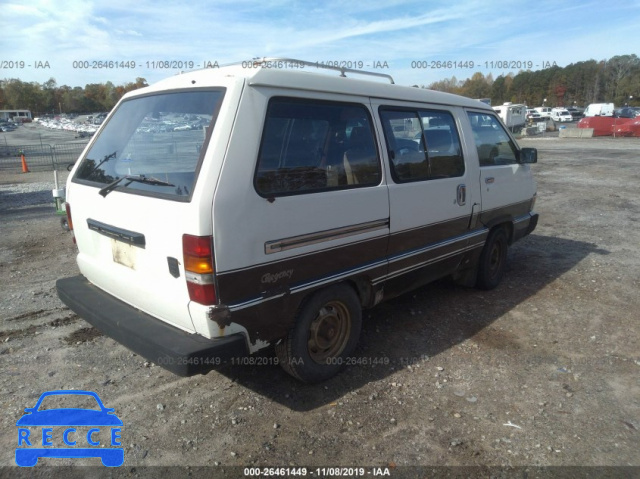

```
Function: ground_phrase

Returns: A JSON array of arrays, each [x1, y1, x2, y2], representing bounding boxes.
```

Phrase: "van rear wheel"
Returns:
[[476, 227, 508, 290], [276, 284, 362, 383]]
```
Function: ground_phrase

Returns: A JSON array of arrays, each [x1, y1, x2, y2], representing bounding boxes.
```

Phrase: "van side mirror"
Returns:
[[519, 147, 537, 164]]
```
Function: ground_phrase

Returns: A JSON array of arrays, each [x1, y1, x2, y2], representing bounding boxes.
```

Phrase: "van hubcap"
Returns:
[[308, 301, 351, 363]]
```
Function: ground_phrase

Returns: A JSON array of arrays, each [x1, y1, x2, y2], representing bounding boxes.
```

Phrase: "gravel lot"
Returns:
[[0, 135, 639, 477]]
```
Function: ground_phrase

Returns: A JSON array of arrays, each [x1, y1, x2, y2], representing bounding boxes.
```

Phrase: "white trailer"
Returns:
[[493, 103, 527, 131]]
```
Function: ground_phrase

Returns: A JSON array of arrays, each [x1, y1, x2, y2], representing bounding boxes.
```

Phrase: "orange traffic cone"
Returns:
[[21, 153, 29, 173]]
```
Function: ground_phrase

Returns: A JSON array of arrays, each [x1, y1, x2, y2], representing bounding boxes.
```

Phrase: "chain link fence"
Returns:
[[0, 142, 88, 171]]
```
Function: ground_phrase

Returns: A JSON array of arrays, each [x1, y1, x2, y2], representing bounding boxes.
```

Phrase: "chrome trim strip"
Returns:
[[387, 228, 487, 265], [185, 272, 215, 285], [289, 259, 387, 296], [513, 213, 532, 224], [219, 234, 382, 276], [229, 228, 488, 312], [228, 257, 388, 312], [265, 219, 389, 254], [381, 241, 486, 282]]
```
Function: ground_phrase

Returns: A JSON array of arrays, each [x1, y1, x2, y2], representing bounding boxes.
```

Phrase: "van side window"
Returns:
[[379, 108, 464, 182], [255, 98, 381, 197], [467, 112, 518, 166]]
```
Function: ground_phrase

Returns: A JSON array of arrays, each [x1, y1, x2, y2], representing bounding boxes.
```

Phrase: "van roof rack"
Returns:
[[230, 57, 395, 84]]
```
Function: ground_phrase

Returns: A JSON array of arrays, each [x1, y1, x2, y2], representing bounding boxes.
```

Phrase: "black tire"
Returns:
[[276, 284, 362, 383], [476, 227, 508, 290]]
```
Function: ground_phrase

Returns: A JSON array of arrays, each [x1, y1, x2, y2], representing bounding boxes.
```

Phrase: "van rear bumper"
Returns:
[[56, 275, 249, 376]]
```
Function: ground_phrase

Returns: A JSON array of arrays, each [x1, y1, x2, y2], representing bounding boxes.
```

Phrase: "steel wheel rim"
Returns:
[[308, 301, 351, 364]]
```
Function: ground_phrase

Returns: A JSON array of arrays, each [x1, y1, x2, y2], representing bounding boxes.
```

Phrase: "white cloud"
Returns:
[[1, 3, 48, 18], [1, 0, 638, 87]]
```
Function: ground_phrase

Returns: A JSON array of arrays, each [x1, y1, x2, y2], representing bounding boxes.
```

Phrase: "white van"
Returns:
[[550, 108, 573, 122], [57, 59, 538, 383], [583, 103, 614, 117]]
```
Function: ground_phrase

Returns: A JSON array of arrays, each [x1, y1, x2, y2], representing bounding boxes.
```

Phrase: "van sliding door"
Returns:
[[372, 100, 481, 294]]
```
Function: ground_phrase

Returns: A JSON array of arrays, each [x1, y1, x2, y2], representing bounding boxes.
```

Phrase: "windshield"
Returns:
[[73, 89, 225, 199]]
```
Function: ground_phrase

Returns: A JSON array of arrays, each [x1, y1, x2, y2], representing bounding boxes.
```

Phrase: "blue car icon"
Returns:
[[16, 390, 123, 467]]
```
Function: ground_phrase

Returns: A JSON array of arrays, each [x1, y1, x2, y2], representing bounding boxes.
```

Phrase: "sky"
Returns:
[[1, 0, 639, 89]]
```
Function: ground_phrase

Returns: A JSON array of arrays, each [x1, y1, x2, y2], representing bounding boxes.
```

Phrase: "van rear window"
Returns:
[[73, 90, 224, 200]]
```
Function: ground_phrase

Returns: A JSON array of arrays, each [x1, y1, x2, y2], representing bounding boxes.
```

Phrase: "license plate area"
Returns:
[[112, 239, 137, 269]]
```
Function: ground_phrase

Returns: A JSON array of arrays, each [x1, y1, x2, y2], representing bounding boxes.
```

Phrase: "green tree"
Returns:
[[426, 76, 461, 94], [460, 72, 492, 99]]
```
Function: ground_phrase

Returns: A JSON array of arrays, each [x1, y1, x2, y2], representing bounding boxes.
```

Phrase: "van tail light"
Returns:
[[182, 234, 217, 305], [65, 203, 74, 231], [65, 203, 76, 244]]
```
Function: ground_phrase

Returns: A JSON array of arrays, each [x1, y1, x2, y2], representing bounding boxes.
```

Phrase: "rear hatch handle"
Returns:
[[99, 175, 175, 197]]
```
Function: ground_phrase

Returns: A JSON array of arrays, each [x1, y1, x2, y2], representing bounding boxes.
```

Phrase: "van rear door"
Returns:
[[68, 89, 226, 333]]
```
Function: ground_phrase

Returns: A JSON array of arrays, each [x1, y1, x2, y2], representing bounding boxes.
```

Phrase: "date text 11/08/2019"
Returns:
[[243, 467, 392, 476], [154, 355, 395, 368], [410, 60, 558, 70], [1, 59, 561, 72]]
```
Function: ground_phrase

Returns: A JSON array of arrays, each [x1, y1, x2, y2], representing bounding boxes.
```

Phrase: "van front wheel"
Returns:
[[476, 227, 508, 290], [276, 285, 362, 383]]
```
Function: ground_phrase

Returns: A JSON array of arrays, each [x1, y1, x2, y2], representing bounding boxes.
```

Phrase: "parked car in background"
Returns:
[[0, 122, 18, 132], [565, 107, 583, 120], [526, 109, 542, 122], [551, 108, 573, 122], [613, 107, 639, 118], [534, 107, 552, 119]]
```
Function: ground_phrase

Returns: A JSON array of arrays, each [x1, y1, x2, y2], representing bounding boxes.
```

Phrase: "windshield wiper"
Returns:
[[99, 175, 175, 197], [82, 151, 117, 178]]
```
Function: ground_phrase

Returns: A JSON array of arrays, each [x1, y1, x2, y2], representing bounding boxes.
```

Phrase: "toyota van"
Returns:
[[57, 59, 538, 383]]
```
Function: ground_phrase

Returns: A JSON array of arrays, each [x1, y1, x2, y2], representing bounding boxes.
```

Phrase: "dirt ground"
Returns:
[[0, 135, 639, 477]]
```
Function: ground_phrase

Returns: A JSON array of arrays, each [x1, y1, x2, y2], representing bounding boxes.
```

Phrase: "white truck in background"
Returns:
[[583, 103, 614, 117]]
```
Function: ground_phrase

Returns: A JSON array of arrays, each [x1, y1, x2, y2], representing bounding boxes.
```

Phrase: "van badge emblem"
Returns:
[[261, 269, 293, 284]]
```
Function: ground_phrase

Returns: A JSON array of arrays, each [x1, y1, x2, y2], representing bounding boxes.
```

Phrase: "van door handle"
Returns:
[[485, 177, 495, 184], [457, 184, 466, 206]]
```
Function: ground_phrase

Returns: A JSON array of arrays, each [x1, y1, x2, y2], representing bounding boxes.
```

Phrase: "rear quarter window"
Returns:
[[254, 97, 382, 197]]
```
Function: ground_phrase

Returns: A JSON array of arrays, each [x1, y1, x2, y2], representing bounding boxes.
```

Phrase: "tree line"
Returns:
[[1, 54, 638, 114], [0, 77, 148, 115], [424, 54, 639, 108]]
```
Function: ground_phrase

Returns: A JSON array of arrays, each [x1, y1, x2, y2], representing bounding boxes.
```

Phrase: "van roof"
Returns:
[[124, 58, 492, 111]]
